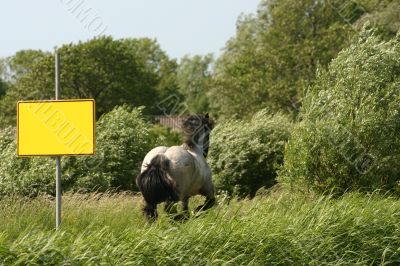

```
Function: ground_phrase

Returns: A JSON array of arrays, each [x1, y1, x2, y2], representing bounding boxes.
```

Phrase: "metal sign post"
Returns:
[[16, 51, 95, 230], [55, 52, 62, 230]]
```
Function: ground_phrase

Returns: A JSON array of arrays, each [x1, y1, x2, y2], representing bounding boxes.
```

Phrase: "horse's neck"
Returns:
[[182, 143, 203, 157], [190, 126, 209, 157], [186, 145, 210, 178]]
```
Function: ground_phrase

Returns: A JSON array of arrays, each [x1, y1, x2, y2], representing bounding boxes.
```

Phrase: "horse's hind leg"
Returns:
[[143, 202, 158, 221], [202, 197, 216, 211]]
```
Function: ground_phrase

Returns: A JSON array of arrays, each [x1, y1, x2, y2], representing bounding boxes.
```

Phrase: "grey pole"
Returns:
[[55, 51, 62, 230]]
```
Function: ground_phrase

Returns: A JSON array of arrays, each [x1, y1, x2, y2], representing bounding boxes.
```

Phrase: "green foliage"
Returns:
[[280, 30, 400, 195], [356, 0, 400, 39], [0, 106, 157, 196], [208, 110, 292, 197], [121, 38, 182, 114], [72, 106, 155, 192], [1, 191, 400, 265], [149, 124, 181, 147], [210, 0, 358, 119], [209, 0, 400, 120], [8, 50, 49, 81], [0, 37, 178, 127], [0, 79, 6, 98], [0, 50, 49, 126], [177, 54, 213, 114], [0, 50, 49, 83], [0, 127, 60, 197]]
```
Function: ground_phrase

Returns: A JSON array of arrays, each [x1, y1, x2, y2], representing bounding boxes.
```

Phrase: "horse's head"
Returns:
[[182, 113, 214, 157]]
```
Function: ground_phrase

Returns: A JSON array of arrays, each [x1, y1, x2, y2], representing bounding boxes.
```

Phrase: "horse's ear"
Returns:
[[205, 113, 209, 119]]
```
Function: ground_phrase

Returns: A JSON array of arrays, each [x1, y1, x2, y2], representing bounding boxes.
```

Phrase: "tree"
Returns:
[[209, 0, 397, 119], [280, 29, 400, 195], [356, 0, 400, 39], [0, 58, 7, 81], [121, 38, 182, 113], [210, 13, 272, 120], [0, 37, 174, 126], [9, 50, 49, 81], [177, 54, 213, 114], [0, 79, 6, 99]]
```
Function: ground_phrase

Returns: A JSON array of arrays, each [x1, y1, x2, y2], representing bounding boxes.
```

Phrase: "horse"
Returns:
[[136, 114, 216, 220]]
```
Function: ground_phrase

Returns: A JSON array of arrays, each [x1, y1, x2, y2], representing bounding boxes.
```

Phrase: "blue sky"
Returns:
[[1, 0, 260, 59]]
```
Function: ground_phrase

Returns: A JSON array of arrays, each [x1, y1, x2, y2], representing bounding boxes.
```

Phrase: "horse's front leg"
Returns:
[[195, 184, 216, 213], [164, 198, 189, 221], [195, 197, 216, 212], [170, 197, 189, 221], [181, 197, 189, 214]]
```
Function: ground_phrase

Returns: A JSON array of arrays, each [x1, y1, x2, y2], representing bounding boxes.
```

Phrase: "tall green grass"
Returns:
[[0, 189, 399, 265]]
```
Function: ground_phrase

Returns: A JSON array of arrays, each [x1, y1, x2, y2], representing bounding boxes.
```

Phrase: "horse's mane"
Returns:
[[181, 114, 213, 148]]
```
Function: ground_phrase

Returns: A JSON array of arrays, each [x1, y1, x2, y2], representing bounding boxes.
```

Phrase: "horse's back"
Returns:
[[141, 146, 195, 178], [164, 146, 194, 167]]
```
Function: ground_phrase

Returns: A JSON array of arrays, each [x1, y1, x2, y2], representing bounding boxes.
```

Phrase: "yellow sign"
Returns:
[[17, 100, 95, 156]]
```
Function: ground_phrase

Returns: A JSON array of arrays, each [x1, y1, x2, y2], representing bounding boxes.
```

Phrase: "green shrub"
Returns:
[[0, 106, 157, 196], [149, 124, 181, 147], [0, 127, 62, 197], [208, 110, 292, 197], [70, 105, 156, 192], [280, 30, 400, 195]]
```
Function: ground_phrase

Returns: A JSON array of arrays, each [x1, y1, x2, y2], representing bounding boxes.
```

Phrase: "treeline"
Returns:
[[0, 0, 399, 197], [0, 38, 197, 125], [1, 0, 398, 124], [0, 40, 215, 127]]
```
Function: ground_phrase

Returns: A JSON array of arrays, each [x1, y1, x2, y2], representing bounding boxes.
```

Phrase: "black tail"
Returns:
[[136, 154, 179, 205]]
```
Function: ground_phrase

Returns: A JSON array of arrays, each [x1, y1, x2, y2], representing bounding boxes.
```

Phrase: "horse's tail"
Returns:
[[136, 154, 179, 205]]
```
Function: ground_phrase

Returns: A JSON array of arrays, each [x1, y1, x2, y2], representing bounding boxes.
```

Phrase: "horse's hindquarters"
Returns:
[[141, 146, 169, 173], [165, 146, 199, 198]]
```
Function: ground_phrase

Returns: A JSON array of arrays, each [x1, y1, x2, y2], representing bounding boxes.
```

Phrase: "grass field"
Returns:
[[0, 189, 399, 265]]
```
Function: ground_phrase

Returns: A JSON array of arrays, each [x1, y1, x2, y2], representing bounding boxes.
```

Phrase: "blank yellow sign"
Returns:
[[17, 100, 95, 156]]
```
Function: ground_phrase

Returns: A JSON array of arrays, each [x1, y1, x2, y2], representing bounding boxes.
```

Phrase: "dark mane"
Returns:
[[181, 114, 214, 154]]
